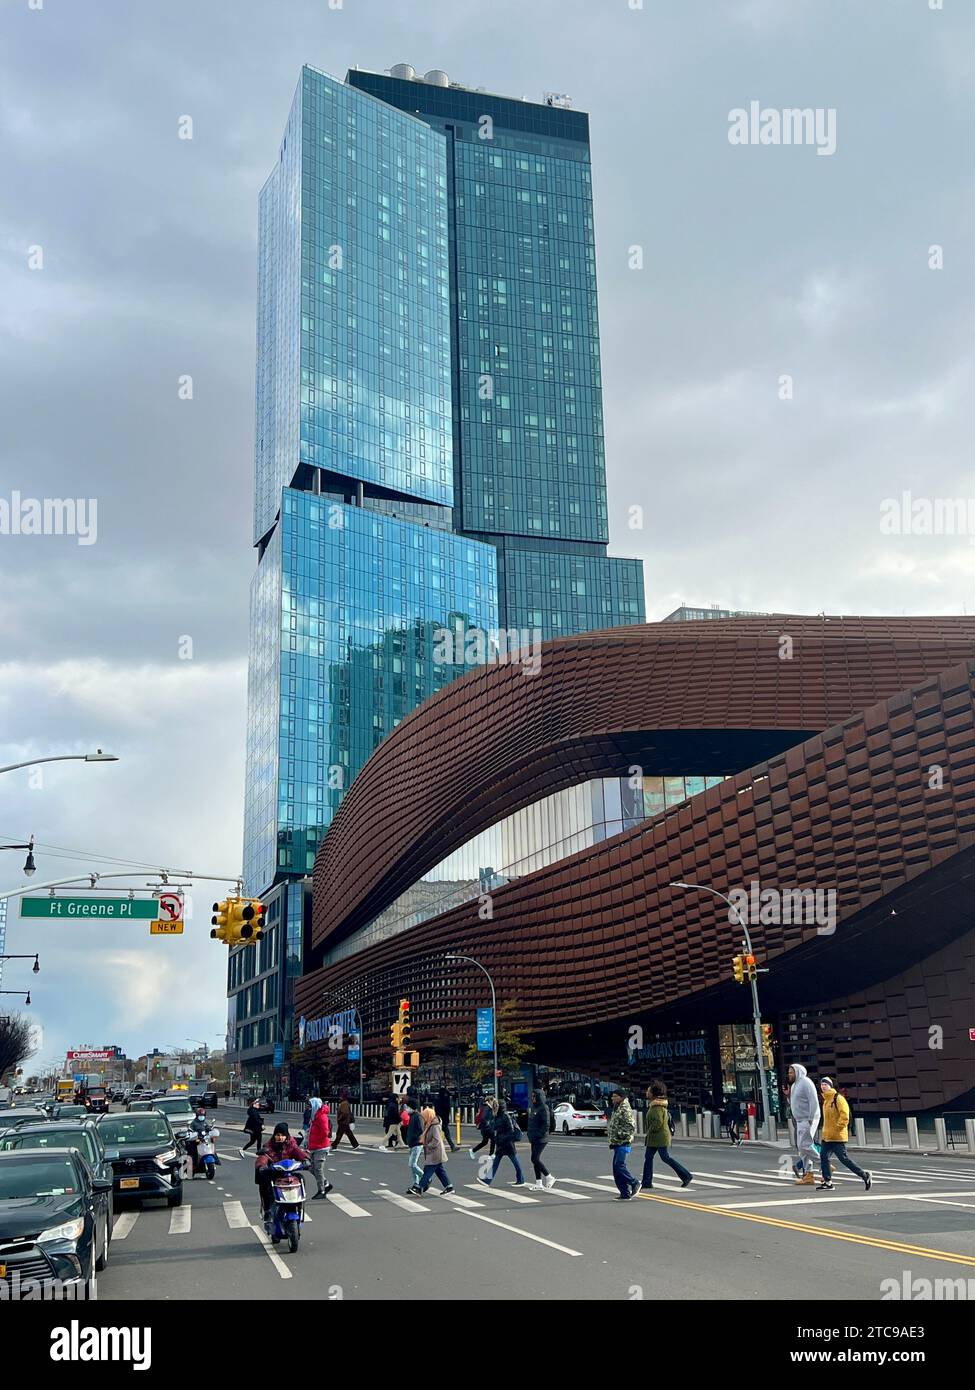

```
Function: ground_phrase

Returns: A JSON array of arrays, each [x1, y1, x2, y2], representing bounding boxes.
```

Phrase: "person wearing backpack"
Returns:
[[640, 1080, 693, 1190], [818, 1077, 871, 1191], [476, 1099, 525, 1186]]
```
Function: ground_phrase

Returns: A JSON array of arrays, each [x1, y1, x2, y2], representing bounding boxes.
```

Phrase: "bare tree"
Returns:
[[0, 1014, 35, 1084]]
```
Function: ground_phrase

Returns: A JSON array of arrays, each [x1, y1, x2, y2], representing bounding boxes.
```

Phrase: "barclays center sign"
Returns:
[[297, 1011, 357, 1051]]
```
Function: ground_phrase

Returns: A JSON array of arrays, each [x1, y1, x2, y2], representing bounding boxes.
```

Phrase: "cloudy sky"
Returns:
[[1, 0, 972, 1068]]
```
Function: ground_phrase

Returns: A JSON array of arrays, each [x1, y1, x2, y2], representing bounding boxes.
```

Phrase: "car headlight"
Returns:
[[154, 1148, 178, 1167], [38, 1217, 85, 1244]]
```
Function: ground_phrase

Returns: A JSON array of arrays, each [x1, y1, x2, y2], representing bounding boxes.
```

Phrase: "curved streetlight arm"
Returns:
[[0, 753, 118, 776], [670, 880, 773, 1139], [0, 869, 243, 904], [445, 954, 498, 1098]]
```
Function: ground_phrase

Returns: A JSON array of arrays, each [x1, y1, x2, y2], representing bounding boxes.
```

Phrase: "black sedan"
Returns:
[[0, 1120, 116, 1236], [0, 1149, 111, 1289], [95, 1112, 183, 1207]]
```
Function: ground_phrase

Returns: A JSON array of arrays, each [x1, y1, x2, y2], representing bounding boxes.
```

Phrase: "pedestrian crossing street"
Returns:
[[109, 1159, 975, 1238]]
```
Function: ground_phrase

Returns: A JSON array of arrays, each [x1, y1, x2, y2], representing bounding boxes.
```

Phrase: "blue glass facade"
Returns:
[[239, 65, 645, 1083], [347, 70, 645, 639]]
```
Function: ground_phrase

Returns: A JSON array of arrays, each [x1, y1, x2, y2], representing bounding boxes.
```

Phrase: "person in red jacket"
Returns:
[[306, 1099, 334, 1200], [255, 1123, 309, 1217]]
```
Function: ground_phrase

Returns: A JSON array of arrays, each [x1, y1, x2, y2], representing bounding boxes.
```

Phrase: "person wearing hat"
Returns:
[[818, 1077, 871, 1191], [607, 1088, 639, 1199], [255, 1122, 309, 1219]]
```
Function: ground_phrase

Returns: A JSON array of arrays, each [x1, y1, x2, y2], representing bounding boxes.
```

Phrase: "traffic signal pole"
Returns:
[[671, 881, 773, 1140]]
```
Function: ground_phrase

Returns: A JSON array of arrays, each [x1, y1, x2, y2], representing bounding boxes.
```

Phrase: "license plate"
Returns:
[[120, 1177, 139, 1189]]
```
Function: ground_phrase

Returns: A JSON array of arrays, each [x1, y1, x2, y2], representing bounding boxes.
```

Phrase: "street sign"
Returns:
[[348, 1036, 361, 1061], [20, 896, 159, 920], [391, 1070, 411, 1095], [476, 1007, 494, 1052], [157, 893, 183, 922], [273, 1044, 284, 1067], [150, 921, 184, 935]]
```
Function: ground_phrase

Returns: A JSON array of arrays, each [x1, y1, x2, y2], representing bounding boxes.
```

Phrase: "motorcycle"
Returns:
[[179, 1126, 221, 1180], [263, 1157, 306, 1252]]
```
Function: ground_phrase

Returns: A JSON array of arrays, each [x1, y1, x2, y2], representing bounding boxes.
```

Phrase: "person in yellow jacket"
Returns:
[[818, 1077, 872, 1191]]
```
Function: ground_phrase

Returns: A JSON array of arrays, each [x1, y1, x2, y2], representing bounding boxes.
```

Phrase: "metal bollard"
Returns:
[[768, 1116, 777, 1143], [934, 1118, 947, 1151], [636, 1110, 644, 1136], [880, 1118, 892, 1149], [966, 1119, 975, 1156], [906, 1117, 920, 1151], [695, 1112, 705, 1139], [855, 1117, 866, 1147], [747, 1113, 757, 1142], [679, 1111, 688, 1139]]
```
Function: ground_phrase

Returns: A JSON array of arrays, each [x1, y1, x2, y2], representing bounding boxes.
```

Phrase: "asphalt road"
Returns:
[[93, 1115, 975, 1301]]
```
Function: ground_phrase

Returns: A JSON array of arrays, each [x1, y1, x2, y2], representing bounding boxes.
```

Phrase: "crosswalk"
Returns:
[[108, 1161, 975, 1243]]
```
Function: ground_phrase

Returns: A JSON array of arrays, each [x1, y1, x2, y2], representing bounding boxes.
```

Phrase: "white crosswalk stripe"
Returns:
[[112, 1212, 139, 1239], [465, 1183, 538, 1204], [223, 1200, 250, 1228], [327, 1191, 371, 1218], [375, 1189, 429, 1213], [440, 1191, 484, 1209], [169, 1205, 191, 1235], [526, 1183, 589, 1200]]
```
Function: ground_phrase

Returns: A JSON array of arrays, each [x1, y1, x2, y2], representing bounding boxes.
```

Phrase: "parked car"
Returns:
[[0, 1120, 115, 1236], [0, 1107, 50, 1131], [0, 1148, 111, 1287], [552, 1101, 608, 1135], [95, 1111, 183, 1207]]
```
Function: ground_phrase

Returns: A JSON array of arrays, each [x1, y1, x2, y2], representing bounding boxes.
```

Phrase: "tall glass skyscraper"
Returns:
[[347, 67, 645, 638], [234, 65, 644, 1087]]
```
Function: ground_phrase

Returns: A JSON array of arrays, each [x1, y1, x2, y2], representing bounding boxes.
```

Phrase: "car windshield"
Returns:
[[0, 1130, 97, 1164], [98, 1116, 171, 1146], [0, 1156, 80, 1199]]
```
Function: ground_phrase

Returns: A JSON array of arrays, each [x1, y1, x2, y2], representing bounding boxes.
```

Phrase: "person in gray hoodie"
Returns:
[[788, 1063, 821, 1185]]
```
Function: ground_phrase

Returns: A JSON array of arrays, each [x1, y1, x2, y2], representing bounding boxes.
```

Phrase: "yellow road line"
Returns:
[[636, 1191, 975, 1268]]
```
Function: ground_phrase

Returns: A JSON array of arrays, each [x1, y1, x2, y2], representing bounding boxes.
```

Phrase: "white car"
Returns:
[[553, 1102, 608, 1135]]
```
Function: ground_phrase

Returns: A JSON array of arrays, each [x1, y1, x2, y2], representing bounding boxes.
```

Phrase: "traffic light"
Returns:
[[210, 900, 234, 945], [211, 897, 264, 948], [239, 899, 265, 942], [732, 954, 745, 984], [400, 1000, 412, 1051], [744, 953, 757, 981], [390, 1020, 405, 1051]]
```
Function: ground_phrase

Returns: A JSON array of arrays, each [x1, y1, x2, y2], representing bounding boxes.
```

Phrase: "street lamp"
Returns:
[[0, 751, 119, 777], [670, 879, 773, 1139], [445, 954, 498, 1100], [0, 954, 40, 974], [0, 837, 35, 877], [0, 991, 30, 1005]]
